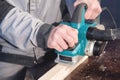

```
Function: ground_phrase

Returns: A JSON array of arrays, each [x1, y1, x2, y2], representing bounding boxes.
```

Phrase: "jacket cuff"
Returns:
[[0, 0, 14, 23], [36, 24, 55, 48]]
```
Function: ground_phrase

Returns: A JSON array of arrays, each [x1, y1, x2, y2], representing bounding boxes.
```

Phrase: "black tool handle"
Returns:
[[71, 3, 86, 23]]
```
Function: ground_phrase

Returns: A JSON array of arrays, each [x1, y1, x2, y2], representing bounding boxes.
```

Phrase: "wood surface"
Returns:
[[38, 56, 88, 80]]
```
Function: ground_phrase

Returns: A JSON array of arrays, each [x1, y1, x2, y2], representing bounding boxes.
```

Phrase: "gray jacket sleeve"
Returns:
[[0, 1, 54, 50]]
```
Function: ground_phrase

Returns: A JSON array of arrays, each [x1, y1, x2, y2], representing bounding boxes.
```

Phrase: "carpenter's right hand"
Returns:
[[47, 24, 78, 52], [74, 0, 102, 19]]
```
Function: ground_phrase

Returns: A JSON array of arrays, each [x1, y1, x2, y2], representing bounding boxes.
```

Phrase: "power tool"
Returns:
[[55, 4, 107, 64], [0, 4, 120, 67]]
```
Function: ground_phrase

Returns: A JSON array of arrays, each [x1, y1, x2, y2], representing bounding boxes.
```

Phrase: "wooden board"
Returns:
[[38, 56, 88, 80]]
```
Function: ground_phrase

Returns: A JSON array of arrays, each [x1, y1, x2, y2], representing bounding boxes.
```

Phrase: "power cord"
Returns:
[[102, 7, 118, 28]]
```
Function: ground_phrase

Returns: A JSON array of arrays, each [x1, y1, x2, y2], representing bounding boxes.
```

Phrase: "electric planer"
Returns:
[[55, 4, 107, 64]]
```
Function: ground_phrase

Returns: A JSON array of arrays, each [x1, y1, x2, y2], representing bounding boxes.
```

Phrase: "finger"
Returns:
[[50, 41, 63, 52], [91, 6, 102, 19], [85, 3, 102, 19], [74, 0, 83, 7], [55, 43, 63, 52], [55, 25, 76, 48], [74, 1, 79, 7], [85, 8, 101, 19], [55, 35, 68, 50], [63, 25, 78, 44], [62, 25, 77, 47], [85, 8, 94, 19], [63, 35, 75, 48], [66, 28, 78, 44], [47, 29, 63, 51], [85, 8, 98, 19]]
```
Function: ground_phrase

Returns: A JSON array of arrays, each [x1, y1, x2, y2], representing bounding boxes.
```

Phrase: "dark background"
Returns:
[[101, 0, 120, 28]]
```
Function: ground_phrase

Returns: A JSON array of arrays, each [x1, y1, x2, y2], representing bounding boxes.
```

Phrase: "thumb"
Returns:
[[73, 1, 82, 7]]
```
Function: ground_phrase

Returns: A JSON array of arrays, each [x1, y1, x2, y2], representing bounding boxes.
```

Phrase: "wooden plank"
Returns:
[[38, 56, 88, 80]]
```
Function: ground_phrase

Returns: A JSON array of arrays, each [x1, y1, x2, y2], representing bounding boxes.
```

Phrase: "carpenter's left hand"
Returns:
[[74, 0, 102, 19]]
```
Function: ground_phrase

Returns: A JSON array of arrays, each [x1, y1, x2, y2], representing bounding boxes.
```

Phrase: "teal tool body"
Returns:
[[57, 11, 96, 57]]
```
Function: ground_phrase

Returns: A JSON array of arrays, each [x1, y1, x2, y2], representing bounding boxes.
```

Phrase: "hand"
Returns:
[[47, 24, 78, 52], [74, 0, 102, 19]]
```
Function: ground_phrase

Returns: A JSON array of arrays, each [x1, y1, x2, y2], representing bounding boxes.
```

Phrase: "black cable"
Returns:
[[102, 7, 118, 28]]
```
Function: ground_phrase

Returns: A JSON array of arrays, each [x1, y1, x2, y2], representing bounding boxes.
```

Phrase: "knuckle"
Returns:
[[57, 28, 63, 33], [98, 7, 102, 13], [65, 46, 68, 49], [56, 27, 65, 34], [75, 29, 78, 34], [53, 34, 58, 39], [91, 6, 95, 11], [69, 43, 74, 47], [57, 49, 63, 52], [63, 44, 68, 50], [50, 41, 56, 48], [69, 39, 74, 44]]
